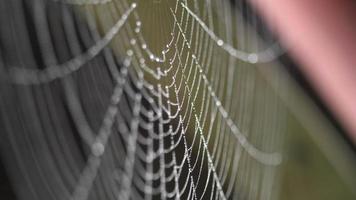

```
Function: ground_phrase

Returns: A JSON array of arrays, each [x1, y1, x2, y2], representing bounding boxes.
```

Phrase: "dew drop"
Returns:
[[127, 50, 133, 56], [139, 58, 145, 64], [248, 54, 258, 64], [92, 142, 105, 157], [124, 59, 131, 67]]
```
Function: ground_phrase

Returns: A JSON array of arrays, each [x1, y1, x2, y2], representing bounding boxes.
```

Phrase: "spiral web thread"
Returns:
[[0, 0, 286, 200]]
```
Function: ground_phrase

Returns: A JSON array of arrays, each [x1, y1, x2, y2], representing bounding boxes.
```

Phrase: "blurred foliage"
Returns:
[[280, 114, 355, 200]]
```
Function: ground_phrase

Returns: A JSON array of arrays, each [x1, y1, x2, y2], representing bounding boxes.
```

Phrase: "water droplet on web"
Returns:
[[124, 59, 131, 66], [92, 142, 105, 157], [139, 58, 145, 64], [127, 50, 133, 56], [248, 53, 258, 64], [217, 39, 224, 46]]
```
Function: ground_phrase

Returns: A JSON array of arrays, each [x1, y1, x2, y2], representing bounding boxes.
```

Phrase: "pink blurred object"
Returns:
[[251, 0, 356, 143]]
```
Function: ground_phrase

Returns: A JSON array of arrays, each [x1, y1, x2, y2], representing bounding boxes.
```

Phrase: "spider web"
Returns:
[[0, 0, 286, 200]]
